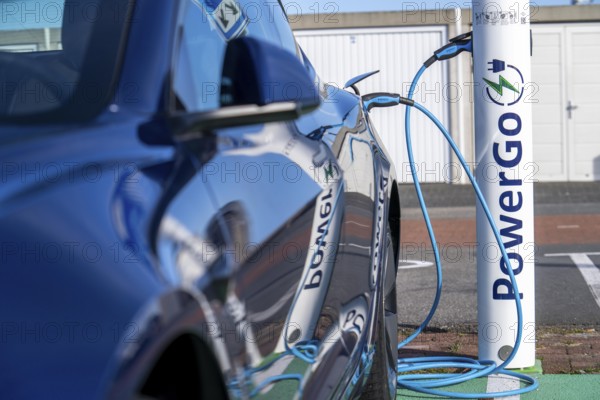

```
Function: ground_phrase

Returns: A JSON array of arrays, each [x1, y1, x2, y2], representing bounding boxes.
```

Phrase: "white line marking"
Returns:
[[486, 374, 520, 400], [397, 260, 434, 269], [344, 220, 370, 228], [339, 243, 370, 250], [545, 252, 600, 309], [545, 252, 600, 257], [557, 225, 580, 229]]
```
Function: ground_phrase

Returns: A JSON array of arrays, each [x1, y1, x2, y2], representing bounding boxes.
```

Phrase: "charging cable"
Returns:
[[363, 33, 539, 398]]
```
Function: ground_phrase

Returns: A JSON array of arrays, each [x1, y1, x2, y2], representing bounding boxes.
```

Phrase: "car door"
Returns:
[[166, 0, 346, 396], [165, 1, 398, 398], [292, 55, 399, 399]]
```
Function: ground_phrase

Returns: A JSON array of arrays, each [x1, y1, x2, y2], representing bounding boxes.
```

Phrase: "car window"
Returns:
[[171, 0, 300, 114], [0, 0, 130, 122], [237, 0, 298, 56], [171, 1, 227, 113]]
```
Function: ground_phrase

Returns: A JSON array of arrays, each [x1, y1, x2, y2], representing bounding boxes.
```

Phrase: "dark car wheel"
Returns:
[[360, 224, 398, 400]]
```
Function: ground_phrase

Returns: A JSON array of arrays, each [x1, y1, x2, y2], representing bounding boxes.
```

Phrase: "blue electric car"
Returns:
[[0, 0, 401, 398]]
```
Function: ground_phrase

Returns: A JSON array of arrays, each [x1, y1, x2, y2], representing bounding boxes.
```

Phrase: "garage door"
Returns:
[[532, 24, 600, 181], [295, 27, 451, 183]]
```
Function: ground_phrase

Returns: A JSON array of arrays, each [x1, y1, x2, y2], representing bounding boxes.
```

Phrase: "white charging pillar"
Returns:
[[473, 1, 535, 368]]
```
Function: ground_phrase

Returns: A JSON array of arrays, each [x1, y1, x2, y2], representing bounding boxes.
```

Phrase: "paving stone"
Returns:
[[397, 329, 600, 374], [401, 214, 600, 247], [540, 354, 573, 373], [566, 344, 593, 355], [571, 359, 600, 371], [399, 182, 600, 208], [537, 346, 569, 355]]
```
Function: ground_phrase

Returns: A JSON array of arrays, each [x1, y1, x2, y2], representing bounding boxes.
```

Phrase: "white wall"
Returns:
[[295, 27, 452, 183]]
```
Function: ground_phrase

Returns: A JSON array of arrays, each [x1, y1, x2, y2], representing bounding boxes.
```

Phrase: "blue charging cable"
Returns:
[[363, 33, 539, 397]]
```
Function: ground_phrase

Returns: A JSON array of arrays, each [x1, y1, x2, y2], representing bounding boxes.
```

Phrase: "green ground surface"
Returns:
[[245, 357, 600, 399], [250, 371, 600, 398], [396, 374, 600, 399]]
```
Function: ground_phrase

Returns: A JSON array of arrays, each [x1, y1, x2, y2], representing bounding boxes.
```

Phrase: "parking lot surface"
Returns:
[[395, 182, 600, 375]]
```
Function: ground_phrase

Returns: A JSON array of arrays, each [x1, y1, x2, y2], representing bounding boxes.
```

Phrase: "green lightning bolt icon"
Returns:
[[483, 75, 519, 96]]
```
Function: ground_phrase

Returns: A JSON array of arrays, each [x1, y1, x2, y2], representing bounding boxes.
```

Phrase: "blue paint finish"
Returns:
[[0, 0, 401, 398]]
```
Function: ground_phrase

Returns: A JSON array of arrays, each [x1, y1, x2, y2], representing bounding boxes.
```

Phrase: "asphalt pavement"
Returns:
[[395, 182, 600, 329]]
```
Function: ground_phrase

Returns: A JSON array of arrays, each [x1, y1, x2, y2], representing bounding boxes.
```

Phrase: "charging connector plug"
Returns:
[[362, 92, 414, 112], [424, 31, 473, 67]]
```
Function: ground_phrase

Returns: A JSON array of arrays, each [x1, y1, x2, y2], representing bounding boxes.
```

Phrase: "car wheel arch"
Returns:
[[137, 332, 228, 400]]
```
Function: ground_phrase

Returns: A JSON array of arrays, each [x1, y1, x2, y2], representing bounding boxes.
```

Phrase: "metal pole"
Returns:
[[454, 7, 467, 184], [473, 0, 536, 368]]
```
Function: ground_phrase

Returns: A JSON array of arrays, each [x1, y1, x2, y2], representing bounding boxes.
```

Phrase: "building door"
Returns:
[[566, 25, 600, 181], [532, 24, 600, 181]]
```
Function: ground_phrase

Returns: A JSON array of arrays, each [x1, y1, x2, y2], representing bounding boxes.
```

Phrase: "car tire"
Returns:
[[360, 224, 398, 400]]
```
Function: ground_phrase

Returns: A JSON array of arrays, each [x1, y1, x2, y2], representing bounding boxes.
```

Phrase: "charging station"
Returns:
[[297, 1, 540, 395], [473, 0, 536, 369]]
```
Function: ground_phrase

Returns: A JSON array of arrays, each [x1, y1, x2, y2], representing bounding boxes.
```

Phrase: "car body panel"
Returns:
[[0, 1, 400, 399]]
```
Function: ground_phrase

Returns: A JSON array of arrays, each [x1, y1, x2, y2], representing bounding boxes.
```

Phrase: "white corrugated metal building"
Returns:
[[291, 5, 600, 183]]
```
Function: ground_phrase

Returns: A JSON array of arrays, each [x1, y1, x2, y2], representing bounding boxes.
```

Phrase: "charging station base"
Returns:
[[512, 359, 543, 375]]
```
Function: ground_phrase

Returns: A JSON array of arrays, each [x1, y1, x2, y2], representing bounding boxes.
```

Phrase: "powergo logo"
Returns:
[[484, 59, 525, 106], [483, 59, 525, 301]]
